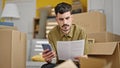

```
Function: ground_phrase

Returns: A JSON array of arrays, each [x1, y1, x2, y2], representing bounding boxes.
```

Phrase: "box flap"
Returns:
[[88, 42, 118, 55]]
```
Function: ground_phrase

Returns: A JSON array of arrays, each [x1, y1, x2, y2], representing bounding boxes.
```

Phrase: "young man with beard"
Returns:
[[41, 2, 88, 68]]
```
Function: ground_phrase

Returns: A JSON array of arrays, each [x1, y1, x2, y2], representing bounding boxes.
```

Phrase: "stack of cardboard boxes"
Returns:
[[0, 26, 26, 68], [73, 11, 120, 68]]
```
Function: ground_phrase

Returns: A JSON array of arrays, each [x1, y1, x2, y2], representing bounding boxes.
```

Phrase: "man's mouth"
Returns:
[[61, 26, 69, 31]]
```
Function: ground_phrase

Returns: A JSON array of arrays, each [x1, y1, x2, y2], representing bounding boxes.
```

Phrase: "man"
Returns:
[[42, 2, 88, 68]]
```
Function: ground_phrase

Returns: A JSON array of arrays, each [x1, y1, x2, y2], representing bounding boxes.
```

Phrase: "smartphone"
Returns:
[[42, 44, 52, 51]]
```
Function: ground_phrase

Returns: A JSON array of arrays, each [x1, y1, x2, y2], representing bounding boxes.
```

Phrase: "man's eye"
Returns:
[[66, 17, 70, 20]]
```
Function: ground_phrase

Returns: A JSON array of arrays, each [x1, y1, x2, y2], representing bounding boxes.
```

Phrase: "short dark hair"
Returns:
[[55, 2, 72, 15]]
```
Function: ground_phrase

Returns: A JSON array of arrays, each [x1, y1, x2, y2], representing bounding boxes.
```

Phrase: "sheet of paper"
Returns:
[[57, 40, 85, 60]]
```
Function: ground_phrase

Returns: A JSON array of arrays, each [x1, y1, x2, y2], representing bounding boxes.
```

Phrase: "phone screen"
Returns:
[[42, 44, 52, 51]]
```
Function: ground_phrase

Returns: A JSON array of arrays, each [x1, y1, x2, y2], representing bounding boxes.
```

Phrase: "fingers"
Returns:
[[74, 55, 88, 61], [42, 49, 49, 54], [42, 50, 56, 62]]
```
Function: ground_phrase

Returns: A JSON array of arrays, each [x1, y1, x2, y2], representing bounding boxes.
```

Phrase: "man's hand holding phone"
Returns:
[[42, 44, 56, 63]]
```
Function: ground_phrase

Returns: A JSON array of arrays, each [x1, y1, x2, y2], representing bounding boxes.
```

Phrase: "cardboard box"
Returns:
[[0, 29, 26, 68], [55, 57, 106, 68], [73, 11, 106, 33], [87, 32, 120, 43], [79, 57, 106, 68], [88, 42, 120, 68], [55, 59, 77, 68]]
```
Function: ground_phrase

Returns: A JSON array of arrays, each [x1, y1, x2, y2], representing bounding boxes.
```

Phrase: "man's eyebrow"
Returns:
[[59, 17, 63, 19], [66, 17, 70, 19]]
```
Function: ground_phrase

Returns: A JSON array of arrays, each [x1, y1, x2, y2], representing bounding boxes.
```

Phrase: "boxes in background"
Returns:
[[0, 29, 26, 68], [88, 42, 120, 68], [87, 32, 120, 43], [73, 11, 106, 34]]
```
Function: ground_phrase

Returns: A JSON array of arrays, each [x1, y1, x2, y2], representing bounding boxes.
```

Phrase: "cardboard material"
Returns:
[[0, 29, 26, 68], [88, 42, 120, 68], [55, 59, 77, 68], [87, 32, 120, 43], [73, 11, 106, 33], [79, 57, 106, 68]]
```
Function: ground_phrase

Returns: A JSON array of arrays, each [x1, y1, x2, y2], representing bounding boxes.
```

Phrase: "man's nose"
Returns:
[[63, 19, 67, 24]]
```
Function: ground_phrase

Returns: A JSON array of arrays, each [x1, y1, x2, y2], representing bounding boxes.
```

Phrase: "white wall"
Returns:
[[7, 0, 36, 39], [0, 0, 2, 18], [113, 0, 120, 35], [104, 0, 113, 33], [88, 0, 105, 11]]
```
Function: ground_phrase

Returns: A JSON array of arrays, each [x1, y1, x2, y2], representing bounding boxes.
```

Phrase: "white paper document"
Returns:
[[57, 40, 85, 60]]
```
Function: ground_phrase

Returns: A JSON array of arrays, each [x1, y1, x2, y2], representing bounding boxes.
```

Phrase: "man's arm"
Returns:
[[42, 32, 56, 63]]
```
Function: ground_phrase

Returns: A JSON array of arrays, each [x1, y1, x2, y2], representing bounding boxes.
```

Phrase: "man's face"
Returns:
[[56, 11, 72, 34]]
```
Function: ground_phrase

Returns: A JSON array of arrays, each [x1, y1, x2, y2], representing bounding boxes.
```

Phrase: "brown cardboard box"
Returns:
[[88, 42, 120, 68], [55, 59, 77, 68], [0, 29, 26, 68], [79, 57, 106, 68], [73, 11, 106, 33], [87, 32, 120, 43]]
